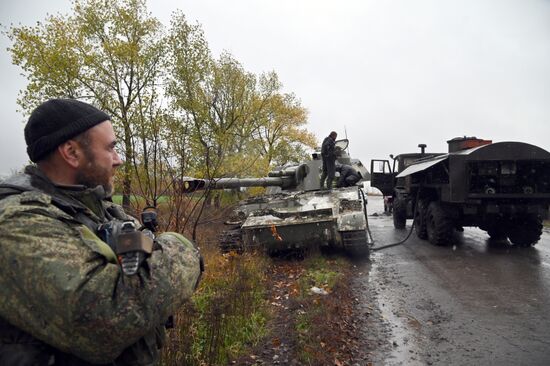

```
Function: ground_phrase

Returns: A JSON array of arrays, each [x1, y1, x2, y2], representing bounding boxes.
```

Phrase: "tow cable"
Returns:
[[360, 188, 420, 252]]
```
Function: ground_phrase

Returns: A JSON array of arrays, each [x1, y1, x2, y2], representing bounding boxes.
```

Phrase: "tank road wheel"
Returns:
[[392, 198, 407, 229], [507, 216, 543, 247], [426, 202, 454, 246], [219, 227, 244, 253], [414, 200, 429, 240]]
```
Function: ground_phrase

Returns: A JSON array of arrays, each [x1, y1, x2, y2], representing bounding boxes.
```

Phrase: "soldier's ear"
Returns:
[[57, 140, 83, 168]]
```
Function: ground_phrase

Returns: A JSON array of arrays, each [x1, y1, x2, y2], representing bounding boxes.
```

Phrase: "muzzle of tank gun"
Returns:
[[180, 179, 208, 193]]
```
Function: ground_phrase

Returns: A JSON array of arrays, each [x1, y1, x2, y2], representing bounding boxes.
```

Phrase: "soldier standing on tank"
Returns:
[[0, 99, 203, 365], [320, 131, 338, 189]]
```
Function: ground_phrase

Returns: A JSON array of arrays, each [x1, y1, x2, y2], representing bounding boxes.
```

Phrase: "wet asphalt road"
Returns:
[[359, 196, 550, 365]]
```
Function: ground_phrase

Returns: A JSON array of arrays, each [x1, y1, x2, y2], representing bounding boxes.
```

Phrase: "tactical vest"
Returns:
[[0, 167, 162, 366], [0, 168, 126, 232]]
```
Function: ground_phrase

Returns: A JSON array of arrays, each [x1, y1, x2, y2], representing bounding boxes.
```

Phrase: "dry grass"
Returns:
[[160, 246, 269, 366], [130, 195, 270, 365], [141, 197, 358, 365], [294, 255, 352, 364]]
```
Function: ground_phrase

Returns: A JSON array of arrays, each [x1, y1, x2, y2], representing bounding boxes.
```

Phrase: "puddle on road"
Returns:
[[369, 252, 424, 365]]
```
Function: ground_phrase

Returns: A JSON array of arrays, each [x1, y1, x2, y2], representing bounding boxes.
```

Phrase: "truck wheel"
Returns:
[[384, 198, 393, 214], [507, 217, 542, 247], [426, 202, 454, 246], [487, 227, 507, 241], [393, 198, 407, 229], [414, 200, 429, 240]]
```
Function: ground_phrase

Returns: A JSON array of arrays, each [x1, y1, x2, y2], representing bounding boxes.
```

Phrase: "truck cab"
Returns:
[[370, 145, 444, 212]]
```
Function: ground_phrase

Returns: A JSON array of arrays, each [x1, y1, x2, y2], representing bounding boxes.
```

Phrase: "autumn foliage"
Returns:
[[6, 0, 317, 211]]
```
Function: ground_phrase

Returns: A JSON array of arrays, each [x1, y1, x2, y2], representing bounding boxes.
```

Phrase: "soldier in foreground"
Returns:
[[0, 99, 202, 365], [319, 131, 338, 189]]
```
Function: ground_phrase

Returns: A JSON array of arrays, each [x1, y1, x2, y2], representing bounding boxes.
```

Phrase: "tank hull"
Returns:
[[220, 186, 372, 256], [180, 139, 372, 257]]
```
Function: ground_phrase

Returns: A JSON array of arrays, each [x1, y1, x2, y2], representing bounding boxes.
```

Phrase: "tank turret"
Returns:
[[181, 139, 369, 194]]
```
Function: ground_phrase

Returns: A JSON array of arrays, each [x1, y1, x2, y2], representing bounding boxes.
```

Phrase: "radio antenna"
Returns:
[[344, 126, 350, 154]]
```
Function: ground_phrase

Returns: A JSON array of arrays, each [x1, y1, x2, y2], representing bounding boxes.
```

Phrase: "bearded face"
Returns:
[[74, 121, 121, 195], [75, 150, 116, 195]]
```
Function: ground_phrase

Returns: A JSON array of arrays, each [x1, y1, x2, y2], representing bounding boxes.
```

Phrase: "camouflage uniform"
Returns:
[[0, 166, 201, 365], [336, 164, 361, 188], [320, 135, 337, 189]]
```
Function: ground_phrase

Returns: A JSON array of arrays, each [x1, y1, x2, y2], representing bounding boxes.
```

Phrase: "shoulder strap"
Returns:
[[0, 187, 23, 201], [0, 173, 100, 233]]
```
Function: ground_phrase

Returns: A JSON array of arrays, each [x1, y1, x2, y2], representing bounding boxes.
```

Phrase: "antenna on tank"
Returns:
[[344, 125, 350, 154]]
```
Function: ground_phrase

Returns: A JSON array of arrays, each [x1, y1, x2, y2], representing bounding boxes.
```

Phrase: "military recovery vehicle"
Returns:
[[180, 139, 373, 256], [370, 137, 550, 247]]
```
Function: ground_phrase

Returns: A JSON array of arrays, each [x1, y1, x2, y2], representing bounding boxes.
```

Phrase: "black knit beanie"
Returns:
[[24, 99, 111, 162]]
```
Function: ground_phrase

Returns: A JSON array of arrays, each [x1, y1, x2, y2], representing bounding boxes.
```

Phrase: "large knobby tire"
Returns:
[[426, 202, 454, 246], [384, 198, 393, 214], [414, 200, 429, 240], [392, 198, 407, 229], [486, 227, 507, 241], [507, 216, 543, 247]]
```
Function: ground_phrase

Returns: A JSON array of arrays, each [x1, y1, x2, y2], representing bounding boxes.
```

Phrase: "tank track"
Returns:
[[341, 230, 370, 257], [219, 225, 244, 253]]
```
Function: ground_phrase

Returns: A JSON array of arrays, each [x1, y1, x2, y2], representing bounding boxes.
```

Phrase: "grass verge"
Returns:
[[160, 249, 269, 365], [294, 255, 351, 365]]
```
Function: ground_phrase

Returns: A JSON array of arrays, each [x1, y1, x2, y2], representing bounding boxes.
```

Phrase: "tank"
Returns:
[[371, 137, 550, 247], [180, 139, 373, 257]]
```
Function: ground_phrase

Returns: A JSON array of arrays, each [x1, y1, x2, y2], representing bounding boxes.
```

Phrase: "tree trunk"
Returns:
[[122, 122, 133, 211]]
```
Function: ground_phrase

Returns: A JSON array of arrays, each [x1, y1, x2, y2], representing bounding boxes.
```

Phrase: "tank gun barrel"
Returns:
[[179, 177, 293, 193]]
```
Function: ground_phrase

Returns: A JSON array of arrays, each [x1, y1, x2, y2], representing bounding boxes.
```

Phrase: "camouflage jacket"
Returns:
[[0, 166, 201, 364], [321, 136, 336, 161]]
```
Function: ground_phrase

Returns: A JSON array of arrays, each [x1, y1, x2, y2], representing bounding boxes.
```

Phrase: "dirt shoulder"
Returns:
[[232, 256, 387, 366], [184, 205, 390, 365]]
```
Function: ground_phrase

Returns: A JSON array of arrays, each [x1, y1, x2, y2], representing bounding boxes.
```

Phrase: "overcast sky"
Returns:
[[1, 0, 549, 176]]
